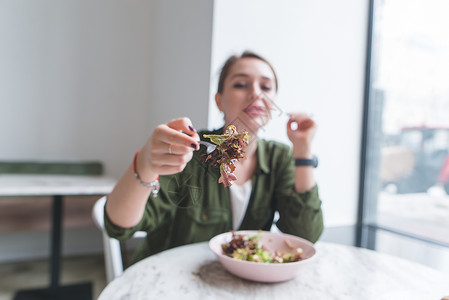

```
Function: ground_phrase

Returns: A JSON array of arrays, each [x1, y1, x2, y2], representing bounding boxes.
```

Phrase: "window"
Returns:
[[358, 0, 449, 272]]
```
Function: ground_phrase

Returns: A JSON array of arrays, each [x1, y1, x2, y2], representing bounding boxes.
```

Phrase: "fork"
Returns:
[[198, 141, 216, 154]]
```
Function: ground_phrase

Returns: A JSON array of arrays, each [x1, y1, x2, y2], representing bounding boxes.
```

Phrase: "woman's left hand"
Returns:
[[286, 113, 316, 158]]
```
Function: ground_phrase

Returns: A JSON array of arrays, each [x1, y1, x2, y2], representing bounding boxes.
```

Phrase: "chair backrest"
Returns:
[[92, 196, 147, 282], [92, 196, 124, 282]]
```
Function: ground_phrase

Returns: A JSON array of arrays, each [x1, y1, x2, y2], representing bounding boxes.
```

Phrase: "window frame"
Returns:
[[356, 0, 449, 250]]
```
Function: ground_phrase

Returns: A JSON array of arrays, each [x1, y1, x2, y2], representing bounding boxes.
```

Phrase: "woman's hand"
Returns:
[[137, 117, 200, 181], [286, 113, 316, 158], [105, 117, 199, 228]]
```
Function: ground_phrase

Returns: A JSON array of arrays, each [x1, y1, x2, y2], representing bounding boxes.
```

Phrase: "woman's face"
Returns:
[[215, 57, 277, 134]]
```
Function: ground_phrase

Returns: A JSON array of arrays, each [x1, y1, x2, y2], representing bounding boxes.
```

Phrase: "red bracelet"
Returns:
[[133, 150, 160, 196]]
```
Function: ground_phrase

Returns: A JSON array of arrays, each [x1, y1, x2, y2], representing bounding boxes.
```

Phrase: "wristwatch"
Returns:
[[295, 155, 318, 168]]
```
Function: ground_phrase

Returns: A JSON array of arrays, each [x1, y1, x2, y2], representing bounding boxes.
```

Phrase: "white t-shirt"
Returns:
[[229, 180, 252, 230]]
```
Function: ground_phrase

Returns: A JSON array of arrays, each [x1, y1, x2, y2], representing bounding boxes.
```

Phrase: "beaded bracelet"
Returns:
[[133, 150, 160, 197]]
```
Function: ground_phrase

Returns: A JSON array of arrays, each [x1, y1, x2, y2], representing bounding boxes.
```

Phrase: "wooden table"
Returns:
[[0, 174, 116, 300], [99, 241, 449, 300]]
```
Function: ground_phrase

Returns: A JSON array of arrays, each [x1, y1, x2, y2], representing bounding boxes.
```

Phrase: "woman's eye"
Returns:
[[233, 83, 246, 88], [262, 85, 272, 91]]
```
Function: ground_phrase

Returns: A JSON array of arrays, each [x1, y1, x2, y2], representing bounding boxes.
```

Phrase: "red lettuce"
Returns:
[[202, 125, 249, 187]]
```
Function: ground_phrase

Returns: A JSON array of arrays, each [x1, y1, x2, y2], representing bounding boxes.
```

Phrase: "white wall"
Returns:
[[0, 0, 153, 178], [0, 0, 213, 178], [0, 0, 214, 262], [209, 0, 369, 227], [146, 0, 213, 131]]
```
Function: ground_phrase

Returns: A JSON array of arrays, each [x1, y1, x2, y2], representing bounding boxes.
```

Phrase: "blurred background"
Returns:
[[1, 0, 448, 298]]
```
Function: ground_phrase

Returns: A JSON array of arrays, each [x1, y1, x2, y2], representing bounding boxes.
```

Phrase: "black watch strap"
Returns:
[[295, 155, 318, 168]]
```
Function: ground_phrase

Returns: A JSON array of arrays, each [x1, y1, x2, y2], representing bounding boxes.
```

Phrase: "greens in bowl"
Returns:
[[209, 230, 316, 282], [222, 231, 304, 263]]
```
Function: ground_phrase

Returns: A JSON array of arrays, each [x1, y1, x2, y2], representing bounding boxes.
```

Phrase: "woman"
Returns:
[[105, 51, 323, 263]]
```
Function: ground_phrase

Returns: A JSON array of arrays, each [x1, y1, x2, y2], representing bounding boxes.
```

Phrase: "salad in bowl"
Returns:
[[209, 230, 316, 282]]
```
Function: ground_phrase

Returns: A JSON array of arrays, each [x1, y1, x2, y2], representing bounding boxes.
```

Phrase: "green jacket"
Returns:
[[105, 128, 324, 263]]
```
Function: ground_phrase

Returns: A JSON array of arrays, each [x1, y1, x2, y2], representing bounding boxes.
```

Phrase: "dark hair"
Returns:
[[216, 51, 278, 94]]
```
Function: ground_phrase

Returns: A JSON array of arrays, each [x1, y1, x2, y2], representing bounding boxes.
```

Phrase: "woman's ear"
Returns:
[[215, 93, 223, 112]]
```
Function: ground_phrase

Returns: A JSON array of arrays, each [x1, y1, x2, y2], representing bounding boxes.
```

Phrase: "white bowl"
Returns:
[[209, 230, 316, 283]]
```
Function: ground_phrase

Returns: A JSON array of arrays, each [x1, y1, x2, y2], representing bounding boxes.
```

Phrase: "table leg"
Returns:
[[13, 195, 93, 300], [50, 195, 62, 289]]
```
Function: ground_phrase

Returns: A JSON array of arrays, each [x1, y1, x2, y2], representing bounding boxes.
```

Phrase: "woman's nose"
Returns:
[[249, 84, 261, 99]]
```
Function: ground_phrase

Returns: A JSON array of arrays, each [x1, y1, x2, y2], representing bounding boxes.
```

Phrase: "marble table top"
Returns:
[[99, 241, 449, 300], [0, 174, 116, 196]]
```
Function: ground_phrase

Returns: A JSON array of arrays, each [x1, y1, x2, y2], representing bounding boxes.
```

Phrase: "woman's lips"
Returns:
[[244, 105, 266, 116]]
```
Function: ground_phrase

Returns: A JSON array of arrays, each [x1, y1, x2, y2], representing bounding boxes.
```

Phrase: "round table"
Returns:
[[99, 241, 449, 300]]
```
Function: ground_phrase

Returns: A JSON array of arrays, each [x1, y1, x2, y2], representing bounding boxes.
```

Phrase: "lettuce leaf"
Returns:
[[202, 125, 249, 187]]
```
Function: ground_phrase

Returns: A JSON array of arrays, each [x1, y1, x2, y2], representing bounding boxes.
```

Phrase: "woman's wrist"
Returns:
[[133, 150, 160, 196], [134, 150, 159, 182], [293, 148, 312, 159], [292, 142, 312, 158]]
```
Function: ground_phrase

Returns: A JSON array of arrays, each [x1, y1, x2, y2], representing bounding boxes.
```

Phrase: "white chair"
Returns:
[[92, 196, 147, 282]]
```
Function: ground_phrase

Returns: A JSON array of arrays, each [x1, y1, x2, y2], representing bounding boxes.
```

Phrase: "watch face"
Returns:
[[312, 156, 318, 168]]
